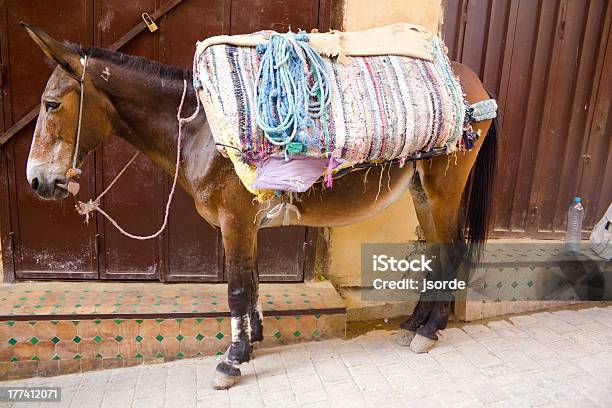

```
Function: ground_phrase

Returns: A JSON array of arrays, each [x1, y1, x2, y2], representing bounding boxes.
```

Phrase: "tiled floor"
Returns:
[[0, 282, 344, 317], [2, 305, 611, 407], [0, 282, 346, 379]]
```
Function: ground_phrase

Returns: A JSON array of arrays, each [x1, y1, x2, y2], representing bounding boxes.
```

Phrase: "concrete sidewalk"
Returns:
[[2, 305, 611, 408]]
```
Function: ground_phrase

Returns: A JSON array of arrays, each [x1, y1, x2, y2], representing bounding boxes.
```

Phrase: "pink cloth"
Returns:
[[252, 156, 333, 192]]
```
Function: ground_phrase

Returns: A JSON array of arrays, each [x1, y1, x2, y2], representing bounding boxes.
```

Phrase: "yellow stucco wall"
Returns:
[[325, 0, 442, 287]]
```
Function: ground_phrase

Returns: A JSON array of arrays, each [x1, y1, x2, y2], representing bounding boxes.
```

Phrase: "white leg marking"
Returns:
[[231, 316, 242, 343], [230, 314, 251, 343]]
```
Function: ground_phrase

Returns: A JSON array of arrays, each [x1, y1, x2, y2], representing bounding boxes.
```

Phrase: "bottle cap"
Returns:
[[574, 197, 581, 203]]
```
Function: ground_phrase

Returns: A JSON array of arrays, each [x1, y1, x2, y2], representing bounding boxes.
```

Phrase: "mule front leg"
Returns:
[[212, 220, 257, 390]]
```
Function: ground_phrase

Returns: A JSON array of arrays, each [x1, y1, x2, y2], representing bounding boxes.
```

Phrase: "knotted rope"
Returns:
[[75, 79, 199, 240], [266, 193, 301, 226], [254, 31, 332, 159]]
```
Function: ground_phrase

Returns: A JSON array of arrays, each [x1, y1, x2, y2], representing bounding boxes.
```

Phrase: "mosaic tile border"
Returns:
[[456, 266, 584, 321], [0, 282, 347, 380], [0, 314, 346, 380]]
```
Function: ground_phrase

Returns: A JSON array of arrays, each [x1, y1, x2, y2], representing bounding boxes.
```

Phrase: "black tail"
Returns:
[[466, 114, 499, 266]]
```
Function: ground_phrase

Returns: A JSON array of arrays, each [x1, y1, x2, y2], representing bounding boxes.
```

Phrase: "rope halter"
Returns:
[[66, 55, 89, 180]]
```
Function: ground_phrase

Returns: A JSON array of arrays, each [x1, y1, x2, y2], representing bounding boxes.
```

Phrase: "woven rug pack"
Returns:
[[193, 24, 469, 200]]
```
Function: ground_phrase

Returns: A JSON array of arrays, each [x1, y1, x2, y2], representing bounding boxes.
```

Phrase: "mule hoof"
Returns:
[[410, 333, 437, 354], [395, 329, 416, 346], [211, 362, 241, 390]]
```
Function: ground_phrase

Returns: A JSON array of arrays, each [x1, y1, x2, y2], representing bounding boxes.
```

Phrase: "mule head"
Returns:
[[22, 23, 114, 199]]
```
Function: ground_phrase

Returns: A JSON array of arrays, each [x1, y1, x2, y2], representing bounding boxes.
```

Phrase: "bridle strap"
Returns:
[[69, 55, 88, 175]]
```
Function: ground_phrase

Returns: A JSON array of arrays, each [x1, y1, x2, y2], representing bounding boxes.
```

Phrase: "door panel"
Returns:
[[159, 0, 229, 282], [4, 0, 98, 279], [258, 228, 305, 281], [94, 0, 165, 280], [578, 22, 611, 228], [444, 0, 611, 237], [230, 0, 319, 34]]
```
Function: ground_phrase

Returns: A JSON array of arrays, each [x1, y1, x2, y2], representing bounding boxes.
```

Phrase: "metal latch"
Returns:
[[142, 13, 158, 32]]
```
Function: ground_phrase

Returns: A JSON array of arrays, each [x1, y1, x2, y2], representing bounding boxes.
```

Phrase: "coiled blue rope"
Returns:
[[254, 31, 332, 158]]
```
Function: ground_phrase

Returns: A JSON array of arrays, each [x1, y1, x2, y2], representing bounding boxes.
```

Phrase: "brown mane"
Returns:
[[65, 42, 192, 81]]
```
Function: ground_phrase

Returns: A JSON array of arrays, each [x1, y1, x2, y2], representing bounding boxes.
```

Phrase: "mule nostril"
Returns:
[[31, 177, 39, 191]]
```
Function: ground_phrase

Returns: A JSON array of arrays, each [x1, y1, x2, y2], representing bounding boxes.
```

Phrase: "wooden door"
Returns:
[[93, 0, 166, 280], [1, 0, 99, 280], [157, 0, 230, 282], [444, 0, 612, 238], [0, 0, 329, 282]]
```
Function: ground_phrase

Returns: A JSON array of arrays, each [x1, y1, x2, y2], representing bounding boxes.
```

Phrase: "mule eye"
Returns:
[[45, 101, 61, 112]]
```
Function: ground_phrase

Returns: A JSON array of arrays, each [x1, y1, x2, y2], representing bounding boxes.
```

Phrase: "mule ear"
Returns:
[[20, 22, 82, 80]]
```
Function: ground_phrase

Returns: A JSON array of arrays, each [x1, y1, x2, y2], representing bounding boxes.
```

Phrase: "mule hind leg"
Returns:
[[411, 132, 493, 351], [405, 62, 494, 353], [407, 153, 476, 352], [398, 167, 469, 352], [396, 173, 437, 346]]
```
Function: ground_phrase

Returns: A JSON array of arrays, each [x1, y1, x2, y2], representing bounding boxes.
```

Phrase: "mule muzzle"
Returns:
[[26, 163, 70, 200], [30, 176, 70, 200]]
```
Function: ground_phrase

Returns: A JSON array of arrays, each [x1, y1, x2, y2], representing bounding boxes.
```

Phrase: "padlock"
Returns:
[[142, 13, 158, 32]]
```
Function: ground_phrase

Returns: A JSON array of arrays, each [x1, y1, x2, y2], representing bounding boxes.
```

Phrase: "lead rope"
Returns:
[[75, 78, 200, 240]]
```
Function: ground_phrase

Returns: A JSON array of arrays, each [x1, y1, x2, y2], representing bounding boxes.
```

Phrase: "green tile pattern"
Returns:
[[0, 282, 346, 380]]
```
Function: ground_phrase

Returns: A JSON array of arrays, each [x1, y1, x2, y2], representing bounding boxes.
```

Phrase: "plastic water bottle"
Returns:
[[565, 197, 584, 252]]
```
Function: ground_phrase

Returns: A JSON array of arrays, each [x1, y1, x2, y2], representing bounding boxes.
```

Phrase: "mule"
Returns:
[[22, 23, 498, 389]]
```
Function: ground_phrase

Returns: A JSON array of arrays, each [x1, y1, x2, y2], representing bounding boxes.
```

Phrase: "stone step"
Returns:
[[340, 287, 416, 322], [0, 281, 345, 380]]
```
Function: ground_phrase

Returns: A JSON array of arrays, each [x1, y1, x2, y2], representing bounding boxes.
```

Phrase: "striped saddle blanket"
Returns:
[[193, 24, 492, 200]]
